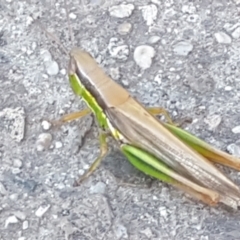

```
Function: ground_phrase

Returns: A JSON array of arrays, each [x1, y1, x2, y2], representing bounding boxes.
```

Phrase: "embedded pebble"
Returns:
[[227, 144, 240, 157], [55, 141, 63, 149], [233, 0, 240, 4], [214, 32, 232, 44], [232, 126, 240, 134], [173, 41, 193, 56], [13, 159, 23, 168], [109, 67, 120, 80], [133, 45, 155, 70], [117, 22, 132, 35], [69, 12, 77, 19], [140, 227, 153, 238], [121, 79, 129, 87], [159, 206, 168, 218], [187, 14, 199, 23], [35, 205, 51, 217], [14, 211, 26, 220], [41, 49, 52, 62], [60, 68, 66, 75], [36, 133, 53, 151], [151, 0, 161, 5], [232, 27, 240, 39], [140, 4, 158, 26], [182, 5, 196, 14], [0, 182, 7, 195], [223, 23, 239, 32], [154, 72, 162, 84], [148, 35, 161, 44], [46, 61, 59, 76], [109, 3, 134, 18], [22, 220, 29, 230], [41, 49, 59, 75], [90, 182, 106, 194], [9, 193, 19, 201], [12, 168, 21, 174], [225, 86, 232, 91], [41, 120, 52, 130], [5, 215, 19, 228], [114, 223, 128, 239], [107, 37, 129, 61], [204, 114, 222, 130], [0, 107, 25, 142]]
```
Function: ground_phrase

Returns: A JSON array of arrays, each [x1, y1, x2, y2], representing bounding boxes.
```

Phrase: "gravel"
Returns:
[[1, 0, 240, 239]]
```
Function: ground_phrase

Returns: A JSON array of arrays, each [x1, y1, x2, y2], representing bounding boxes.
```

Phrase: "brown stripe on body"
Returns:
[[70, 47, 129, 110]]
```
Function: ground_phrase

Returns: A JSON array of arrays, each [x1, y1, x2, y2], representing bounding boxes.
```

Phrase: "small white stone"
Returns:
[[13, 159, 22, 168], [46, 61, 59, 76], [154, 73, 162, 84], [14, 211, 26, 220], [36, 133, 53, 151], [0, 182, 7, 195], [148, 35, 160, 44], [12, 168, 22, 174], [90, 182, 106, 194], [107, 37, 129, 61], [173, 41, 193, 56], [117, 22, 132, 35], [5, 215, 18, 228], [9, 193, 18, 201], [115, 224, 128, 239], [69, 12, 77, 19], [214, 32, 232, 44], [109, 3, 135, 18], [109, 67, 120, 80], [182, 5, 196, 14], [140, 227, 153, 238], [187, 14, 199, 23], [232, 27, 240, 39], [22, 220, 29, 230], [227, 144, 240, 157], [78, 169, 85, 176], [232, 126, 240, 134], [41, 50, 52, 62], [233, 0, 240, 4], [151, 0, 161, 5], [0, 107, 25, 142], [41, 120, 52, 130], [225, 86, 232, 91], [140, 4, 158, 26], [35, 205, 51, 217], [60, 68, 67, 75], [204, 114, 222, 130], [159, 206, 168, 218], [55, 141, 63, 149], [59, 109, 65, 115], [152, 195, 158, 200], [32, 42, 37, 50], [21, 46, 27, 52], [133, 45, 155, 70]]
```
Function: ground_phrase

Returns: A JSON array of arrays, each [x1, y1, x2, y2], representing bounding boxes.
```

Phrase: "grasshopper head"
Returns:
[[68, 47, 97, 76]]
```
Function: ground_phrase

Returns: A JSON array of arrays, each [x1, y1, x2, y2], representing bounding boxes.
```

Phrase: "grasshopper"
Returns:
[[38, 0, 240, 209]]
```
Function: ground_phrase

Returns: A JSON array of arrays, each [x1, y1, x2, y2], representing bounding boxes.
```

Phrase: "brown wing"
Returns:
[[105, 97, 240, 207]]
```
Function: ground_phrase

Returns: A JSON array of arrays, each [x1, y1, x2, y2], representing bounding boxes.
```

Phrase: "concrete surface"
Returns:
[[1, 0, 240, 239]]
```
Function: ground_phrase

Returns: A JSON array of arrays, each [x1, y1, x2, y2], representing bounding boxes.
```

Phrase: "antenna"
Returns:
[[64, 0, 75, 47], [32, 16, 69, 56]]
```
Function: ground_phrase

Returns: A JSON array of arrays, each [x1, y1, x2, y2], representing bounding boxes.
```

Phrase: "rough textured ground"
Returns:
[[1, 0, 240, 239]]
